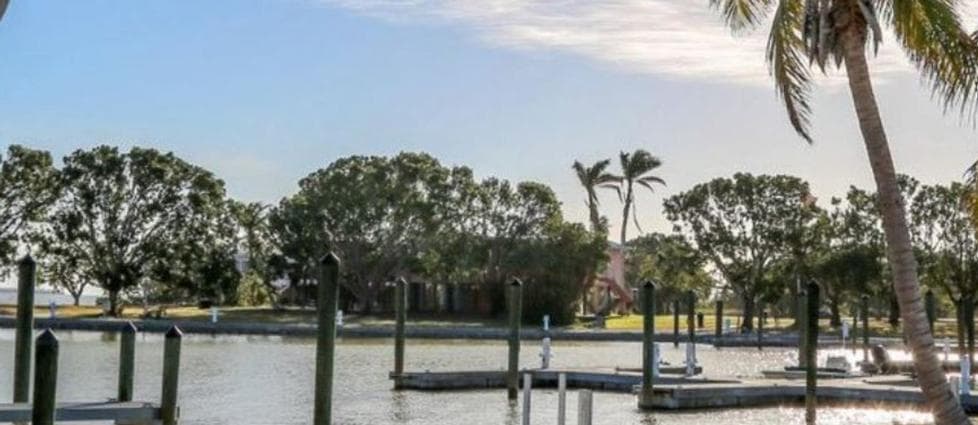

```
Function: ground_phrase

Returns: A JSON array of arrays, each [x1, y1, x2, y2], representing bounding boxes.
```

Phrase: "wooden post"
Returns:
[[639, 281, 655, 408], [714, 300, 723, 340], [314, 253, 341, 425], [557, 373, 566, 425], [507, 279, 523, 400], [672, 299, 680, 348], [31, 330, 58, 425], [757, 302, 764, 350], [967, 299, 976, 372], [805, 281, 819, 425], [577, 390, 593, 425], [14, 255, 35, 404], [393, 277, 407, 389], [686, 290, 695, 344], [521, 373, 531, 425], [118, 321, 138, 402], [861, 294, 869, 363], [161, 326, 182, 425], [798, 290, 808, 367], [925, 290, 936, 333]]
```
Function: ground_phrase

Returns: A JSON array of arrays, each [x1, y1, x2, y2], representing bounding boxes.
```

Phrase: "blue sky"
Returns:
[[2, 0, 978, 238]]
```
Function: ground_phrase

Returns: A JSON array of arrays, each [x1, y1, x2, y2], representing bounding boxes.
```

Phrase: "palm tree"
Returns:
[[572, 159, 621, 233], [708, 0, 978, 422], [617, 150, 665, 246]]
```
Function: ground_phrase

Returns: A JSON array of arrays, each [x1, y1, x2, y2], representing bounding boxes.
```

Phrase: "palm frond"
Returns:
[[769, 0, 814, 143], [599, 184, 623, 202], [883, 0, 978, 119], [709, 0, 777, 32]]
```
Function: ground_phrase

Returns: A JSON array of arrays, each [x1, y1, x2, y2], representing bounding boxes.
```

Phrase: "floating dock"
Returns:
[[0, 401, 162, 423], [392, 369, 978, 413]]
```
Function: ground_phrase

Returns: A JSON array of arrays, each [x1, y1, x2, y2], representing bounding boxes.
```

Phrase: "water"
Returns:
[[0, 330, 942, 424]]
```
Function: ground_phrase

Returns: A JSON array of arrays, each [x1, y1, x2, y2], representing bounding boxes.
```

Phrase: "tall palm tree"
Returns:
[[572, 159, 621, 233], [708, 0, 978, 422], [617, 150, 665, 246]]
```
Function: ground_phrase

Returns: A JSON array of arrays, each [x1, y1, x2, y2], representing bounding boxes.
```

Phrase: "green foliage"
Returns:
[[238, 270, 272, 307], [270, 152, 602, 319], [617, 150, 665, 246], [0, 145, 59, 263], [46, 146, 232, 314], [625, 233, 713, 305], [663, 173, 816, 330], [710, 0, 978, 143], [511, 221, 607, 326]]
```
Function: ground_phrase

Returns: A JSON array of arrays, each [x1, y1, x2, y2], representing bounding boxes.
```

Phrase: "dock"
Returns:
[[392, 369, 978, 413], [0, 401, 162, 423]]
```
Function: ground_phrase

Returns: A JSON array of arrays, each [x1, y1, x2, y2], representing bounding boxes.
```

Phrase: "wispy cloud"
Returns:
[[321, 0, 978, 85]]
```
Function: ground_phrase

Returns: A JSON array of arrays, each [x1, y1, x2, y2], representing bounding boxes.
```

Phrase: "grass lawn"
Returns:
[[0, 304, 962, 339]]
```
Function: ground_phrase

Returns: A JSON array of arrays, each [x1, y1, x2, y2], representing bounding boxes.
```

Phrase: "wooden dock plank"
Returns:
[[0, 401, 162, 423]]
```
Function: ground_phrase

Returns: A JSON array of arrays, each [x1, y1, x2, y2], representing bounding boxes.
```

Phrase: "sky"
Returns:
[[2, 0, 978, 240]]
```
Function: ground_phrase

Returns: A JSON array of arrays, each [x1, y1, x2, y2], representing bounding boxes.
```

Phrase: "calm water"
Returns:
[[0, 329, 944, 424]]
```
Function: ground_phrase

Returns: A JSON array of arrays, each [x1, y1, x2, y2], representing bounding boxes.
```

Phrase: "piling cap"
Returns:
[[643, 280, 656, 289], [806, 280, 820, 296], [36, 328, 58, 346], [18, 254, 35, 268], [510, 278, 522, 287], [320, 251, 341, 265], [121, 321, 138, 334], [165, 325, 183, 339]]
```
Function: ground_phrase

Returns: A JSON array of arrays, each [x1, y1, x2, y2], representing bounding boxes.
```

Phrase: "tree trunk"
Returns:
[[829, 297, 842, 328], [741, 293, 755, 332], [842, 28, 967, 424], [108, 289, 120, 317], [888, 294, 901, 329], [620, 194, 632, 246], [71, 293, 81, 307]]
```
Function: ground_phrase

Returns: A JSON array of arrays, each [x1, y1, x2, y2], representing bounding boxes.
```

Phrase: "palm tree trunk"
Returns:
[[620, 190, 632, 246], [842, 29, 968, 424]]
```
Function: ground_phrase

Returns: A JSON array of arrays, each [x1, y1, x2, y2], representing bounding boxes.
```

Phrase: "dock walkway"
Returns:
[[393, 369, 978, 413]]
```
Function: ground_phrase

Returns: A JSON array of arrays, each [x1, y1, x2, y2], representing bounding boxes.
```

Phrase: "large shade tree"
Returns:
[[664, 173, 815, 331], [49, 146, 230, 315], [708, 0, 978, 420], [0, 145, 59, 263], [911, 181, 978, 362]]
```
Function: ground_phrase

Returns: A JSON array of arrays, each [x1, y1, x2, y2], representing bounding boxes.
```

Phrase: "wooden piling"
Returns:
[[557, 373, 566, 425], [805, 281, 819, 425], [14, 255, 35, 404], [798, 291, 807, 367], [314, 253, 341, 425], [31, 329, 58, 425], [639, 281, 655, 408], [673, 299, 680, 348], [924, 290, 936, 333], [757, 303, 764, 350], [161, 326, 182, 425], [393, 277, 407, 389], [861, 294, 869, 363], [507, 279, 523, 400], [686, 290, 695, 344], [577, 390, 592, 425], [715, 300, 723, 340], [521, 373, 531, 425], [118, 321, 138, 402]]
